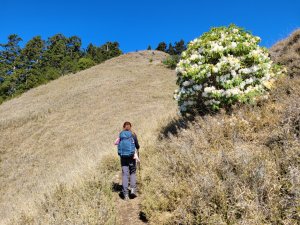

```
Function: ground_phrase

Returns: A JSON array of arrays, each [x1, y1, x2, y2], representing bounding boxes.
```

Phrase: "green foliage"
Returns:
[[0, 34, 122, 104], [77, 58, 95, 70], [86, 42, 122, 64], [157, 40, 186, 71], [44, 67, 61, 80], [21, 36, 44, 66], [163, 55, 180, 69]]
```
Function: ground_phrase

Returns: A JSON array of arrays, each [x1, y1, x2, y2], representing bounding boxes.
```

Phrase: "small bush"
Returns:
[[163, 55, 180, 69], [174, 25, 285, 113]]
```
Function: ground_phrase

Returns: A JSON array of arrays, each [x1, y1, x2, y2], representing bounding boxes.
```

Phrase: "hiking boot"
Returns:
[[124, 194, 130, 201], [130, 188, 137, 198]]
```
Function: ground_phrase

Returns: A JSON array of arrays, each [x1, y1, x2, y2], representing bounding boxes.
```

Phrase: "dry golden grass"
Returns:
[[0, 50, 177, 224], [9, 154, 121, 225]]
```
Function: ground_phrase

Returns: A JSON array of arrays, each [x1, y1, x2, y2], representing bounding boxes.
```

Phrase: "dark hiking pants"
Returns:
[[120, 156, 136, 196]]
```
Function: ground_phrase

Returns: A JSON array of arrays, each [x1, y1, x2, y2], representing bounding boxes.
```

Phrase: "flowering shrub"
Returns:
[[174, 25, 285, 114]]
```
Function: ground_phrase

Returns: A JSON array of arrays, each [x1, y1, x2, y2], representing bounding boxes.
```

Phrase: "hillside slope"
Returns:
[[0, 50, 177, 223], [139, 32, 300, 224]]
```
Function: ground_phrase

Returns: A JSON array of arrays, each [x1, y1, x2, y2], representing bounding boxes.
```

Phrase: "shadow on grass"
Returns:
[[139, 211, 148, 223], [112, 182, 122, 193], [112, 182, 124, 200], [159, 103, 237, 139], [159, 113, 200, 139]]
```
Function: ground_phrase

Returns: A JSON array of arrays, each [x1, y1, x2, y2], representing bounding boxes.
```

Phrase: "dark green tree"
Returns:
[[0, 34, 23, 97], [86, 43, 97, 59], [0, 34, 23, 75], [13, 36, 45, 91], [86, 41, 122, 63], [156, 42, 167, 52], [174, 39, 186, 55], [147, 45, 152, 50], [167, 43, 176, 55], [66, 36, 82, 60], [101, 41, 122, 60], [43, 34, 68, 69], [21, 36, 45, 68]]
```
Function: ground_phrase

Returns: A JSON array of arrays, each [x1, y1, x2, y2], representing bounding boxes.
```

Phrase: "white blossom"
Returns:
[[232, 28, 239, 33], [193, 84, 202, 90], [231, 42, 237, 48], [182, 81, 191, 86]]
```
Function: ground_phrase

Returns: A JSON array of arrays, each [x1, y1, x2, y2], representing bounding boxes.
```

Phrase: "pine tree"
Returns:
[[86, 43, 97, 60], [0, 34, 23, 75], [15, 36, 45, 90], [147, 45, 152, 50], [43, 34, 68, 70], [67, 36, 82, 60], [156, 42, 167, 52], [174, 39, 186, 55], [167, 43, 176, 55], [21, 36, 45, 68]]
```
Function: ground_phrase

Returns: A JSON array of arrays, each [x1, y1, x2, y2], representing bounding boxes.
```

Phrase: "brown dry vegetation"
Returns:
[[270, 29, 300, 77], [0, 51, 177, 224], [141, 77, 300, 224], [140, 30, 300, 224]]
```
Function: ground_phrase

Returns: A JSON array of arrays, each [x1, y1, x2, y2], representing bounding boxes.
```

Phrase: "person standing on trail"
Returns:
[[114, 121, 140, 200]]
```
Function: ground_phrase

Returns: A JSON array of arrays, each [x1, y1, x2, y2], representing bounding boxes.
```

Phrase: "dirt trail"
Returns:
[[113, 172, 146, 225], [0, 50, 177, 224]]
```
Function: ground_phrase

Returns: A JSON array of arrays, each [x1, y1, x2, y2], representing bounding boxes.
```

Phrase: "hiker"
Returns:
[[114, 121, 140, 200]]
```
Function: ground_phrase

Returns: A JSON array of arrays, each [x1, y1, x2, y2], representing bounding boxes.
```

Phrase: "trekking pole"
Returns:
[[137, 149, 141, 181]]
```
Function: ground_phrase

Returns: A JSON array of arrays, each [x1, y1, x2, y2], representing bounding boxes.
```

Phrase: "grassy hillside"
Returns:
[[140, 30, 300, 224], [2, 30, 300, 225], [0, 50, 177, 224]]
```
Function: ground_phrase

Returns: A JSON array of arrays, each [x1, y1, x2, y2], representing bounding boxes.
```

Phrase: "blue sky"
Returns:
[[1, 0, 300, 52]]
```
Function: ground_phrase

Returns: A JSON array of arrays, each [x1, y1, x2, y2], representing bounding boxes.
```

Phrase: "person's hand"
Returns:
[[133, 151, 140, 162]]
